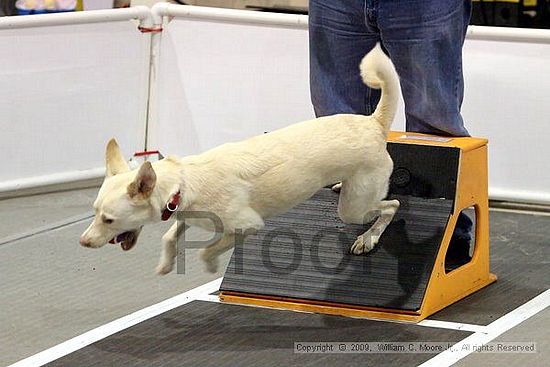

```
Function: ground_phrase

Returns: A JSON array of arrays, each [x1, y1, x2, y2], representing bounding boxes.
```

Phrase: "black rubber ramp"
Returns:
[[221, 189, 453, 311], [44, 301, 470, 367]]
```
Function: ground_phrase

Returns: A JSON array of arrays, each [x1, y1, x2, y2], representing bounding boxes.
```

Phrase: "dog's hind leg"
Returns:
[[338, 155, 397, 254], [156, 220, 188, 275], [337, 169, 389, 226], [349, 199, 399, 254]]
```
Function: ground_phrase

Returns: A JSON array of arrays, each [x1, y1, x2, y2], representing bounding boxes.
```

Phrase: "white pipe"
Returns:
[[0, 5, 153, 30], [144, 29, 162, 150], [152, 3, 308, 28], [0, 168, 104, 193], [138, 32, 153, 152], [141, 4, 165, 151], [489, 188, 550, 206], [154, 4, 550, 44], [467, 25, 550, 44], [151, 1, 169, 27]]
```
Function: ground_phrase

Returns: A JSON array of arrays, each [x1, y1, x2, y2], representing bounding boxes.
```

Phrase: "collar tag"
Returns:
[[161, 191, 180, 221]]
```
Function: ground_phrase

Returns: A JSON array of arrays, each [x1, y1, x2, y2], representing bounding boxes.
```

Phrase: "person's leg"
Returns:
[[309, 0, 380, 117], [377, 0, 471, 137], [376, 0, 474, 264], [445, 211, 474, 268]]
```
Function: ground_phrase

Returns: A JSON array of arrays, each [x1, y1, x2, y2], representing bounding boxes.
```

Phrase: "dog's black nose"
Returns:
[[79, 237, 91, 247]]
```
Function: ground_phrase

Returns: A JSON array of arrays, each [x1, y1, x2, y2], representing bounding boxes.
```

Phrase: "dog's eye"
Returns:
[[103, 218, 114, 224]]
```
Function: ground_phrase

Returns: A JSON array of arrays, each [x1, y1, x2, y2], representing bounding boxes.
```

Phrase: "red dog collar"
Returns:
[[162, 191, 180, 221]]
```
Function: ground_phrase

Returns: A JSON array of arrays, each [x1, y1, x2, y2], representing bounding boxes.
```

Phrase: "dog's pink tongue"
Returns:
[[120, 232, 136, 251]]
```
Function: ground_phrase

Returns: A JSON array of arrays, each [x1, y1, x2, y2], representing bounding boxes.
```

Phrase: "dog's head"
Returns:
[[79, 139, 158, 251]]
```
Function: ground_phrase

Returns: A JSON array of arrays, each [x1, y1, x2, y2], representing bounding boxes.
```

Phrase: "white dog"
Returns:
[[79, 44, 400, 275]]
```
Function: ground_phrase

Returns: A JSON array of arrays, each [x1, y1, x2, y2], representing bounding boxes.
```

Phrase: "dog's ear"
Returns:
[[106, 138, 130, 177], [127, 161, 156, 199]]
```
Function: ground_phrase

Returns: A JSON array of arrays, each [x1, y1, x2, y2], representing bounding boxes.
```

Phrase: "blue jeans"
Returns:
[[310, 0, 471, 136], [309, 0, 473, 240]]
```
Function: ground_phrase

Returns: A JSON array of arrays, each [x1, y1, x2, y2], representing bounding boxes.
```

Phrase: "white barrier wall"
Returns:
[[1, 5, 549, 204], [462, 39, 550, 203], [0, 18, 149, 191], [153, 7, 550, 204], [150, 17, 317, 156], [151, 13, 406, 156]]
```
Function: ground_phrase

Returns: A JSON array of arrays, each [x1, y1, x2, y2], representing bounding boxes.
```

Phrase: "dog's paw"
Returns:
[[350, 233, 377, 255], [204, 258, 219, 273], [155, 260, 174, 275], [331, 182, 342, 192]]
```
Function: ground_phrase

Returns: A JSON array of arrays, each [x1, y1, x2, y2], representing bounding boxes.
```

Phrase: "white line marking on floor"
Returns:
[[196, 294, 221, 303], [417, 319, 487, 333], [419, 289, 550, 367], [6, 277, 223, 367]]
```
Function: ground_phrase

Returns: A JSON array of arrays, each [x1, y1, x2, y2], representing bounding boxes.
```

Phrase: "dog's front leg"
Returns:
[[156, 220, 188, 275], [351, 199, 400, 255], [199, 233, 236, 273]]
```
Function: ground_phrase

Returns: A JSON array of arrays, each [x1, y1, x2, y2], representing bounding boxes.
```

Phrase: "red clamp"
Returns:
[[138, 26, 163, 33]]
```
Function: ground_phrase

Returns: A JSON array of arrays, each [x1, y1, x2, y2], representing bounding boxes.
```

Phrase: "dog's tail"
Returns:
[[359, 43, 400, 134]]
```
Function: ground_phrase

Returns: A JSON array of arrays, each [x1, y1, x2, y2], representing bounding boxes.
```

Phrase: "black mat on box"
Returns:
[[45, 301, 470, 367], [220, 189, 453, 311], [386, 143, 459, 205], [220, 141, 461, 311]]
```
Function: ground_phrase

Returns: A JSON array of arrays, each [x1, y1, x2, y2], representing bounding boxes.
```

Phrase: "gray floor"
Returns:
[[0, 188, 230, 367], [0, 188, 97, 242], [0, 188, 548, 367], [44, 301, 472, 367], [456, 308, 549, 367]]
